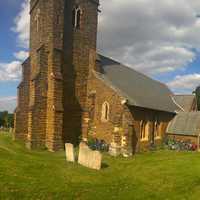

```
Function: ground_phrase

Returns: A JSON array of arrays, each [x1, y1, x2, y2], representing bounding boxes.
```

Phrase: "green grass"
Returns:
[[1, 133, 200, 200]]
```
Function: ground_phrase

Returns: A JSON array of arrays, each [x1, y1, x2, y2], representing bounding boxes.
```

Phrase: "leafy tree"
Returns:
[[0, 111, 14, 128], [8, 114, 14, 128], [0, 117, 3, 127], [1, 111, 8, 127]]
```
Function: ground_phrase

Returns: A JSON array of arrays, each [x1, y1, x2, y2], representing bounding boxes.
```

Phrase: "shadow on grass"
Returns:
[[101, 162, 109, 169]]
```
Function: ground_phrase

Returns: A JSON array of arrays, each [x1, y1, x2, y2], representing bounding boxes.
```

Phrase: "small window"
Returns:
[[89, 92, 96, 121], [72, 6, 81, 29], [30, 81, 36, 107], [101, 102, 110, 122], [140, 121, 149, 141], [36, 49, 41, 74], [34, 9, 40, 32]]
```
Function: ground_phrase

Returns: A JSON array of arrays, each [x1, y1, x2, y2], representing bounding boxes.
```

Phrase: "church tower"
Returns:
[[62, 0, 99, 145], [24, 0, 99, 151]]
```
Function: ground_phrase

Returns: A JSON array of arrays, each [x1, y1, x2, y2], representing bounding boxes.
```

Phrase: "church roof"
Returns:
[[97, 55, 179, 113], [173, 94, 197, 112], [167, 112, 200, 136]]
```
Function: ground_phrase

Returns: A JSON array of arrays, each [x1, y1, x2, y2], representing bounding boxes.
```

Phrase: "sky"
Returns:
[[0, 0, 200, 112]]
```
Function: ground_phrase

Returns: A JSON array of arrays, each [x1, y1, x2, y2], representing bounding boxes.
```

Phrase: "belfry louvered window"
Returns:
[[72, 6, 81, 29]]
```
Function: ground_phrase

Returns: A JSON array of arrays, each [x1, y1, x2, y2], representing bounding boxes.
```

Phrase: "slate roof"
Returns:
[[173, 95, 197, 112], [97, 55, 179, 113], [167, 112, 200, 136]]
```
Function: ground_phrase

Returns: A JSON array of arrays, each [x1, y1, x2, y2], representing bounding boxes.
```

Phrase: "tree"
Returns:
[[8, 114, 14, 128], [0, 111, 14, 128], [1, 111, 8, 128]]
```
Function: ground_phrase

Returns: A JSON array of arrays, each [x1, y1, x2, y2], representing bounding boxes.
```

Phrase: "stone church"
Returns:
[[14, 0, 180, 153]]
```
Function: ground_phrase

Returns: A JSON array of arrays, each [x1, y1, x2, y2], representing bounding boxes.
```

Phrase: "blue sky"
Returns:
[[0, 0, 200, 112], [0, 0, 25, 62], [0, 1, 22, 90]]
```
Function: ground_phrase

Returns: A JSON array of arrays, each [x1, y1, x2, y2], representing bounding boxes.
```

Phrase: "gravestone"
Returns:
[[121, 135, 133, 158], [65, 143, 75, 162], [109, 142, 121, 157], [78, 142, 102, 170], [121, 147, 133, 158]]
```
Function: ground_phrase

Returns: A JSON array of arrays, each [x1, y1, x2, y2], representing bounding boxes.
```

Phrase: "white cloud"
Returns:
[[0, 50, 29, 81], [12, 0, 30, 48], [168, 73, 200, 93], [0, 61, 21, 81], [98, 0, 200, 75], [0, 96, 17, 113], [0, 0, 29, 82], [13, 0, 200, 75], [0, 96, 17, 102], [14, 51, 29, 61], [6, 0, 200, 93]]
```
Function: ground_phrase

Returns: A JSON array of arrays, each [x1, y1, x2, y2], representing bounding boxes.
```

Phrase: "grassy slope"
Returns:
[[1, 133, 200, 200]]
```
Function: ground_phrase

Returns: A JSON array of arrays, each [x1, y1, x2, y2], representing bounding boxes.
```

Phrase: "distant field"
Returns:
[[1, 132, 200, 200]]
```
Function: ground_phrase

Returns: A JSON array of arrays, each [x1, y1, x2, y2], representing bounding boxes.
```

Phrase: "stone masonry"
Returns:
[[15, 0, 175, 154], [15, 0, 99, 151]]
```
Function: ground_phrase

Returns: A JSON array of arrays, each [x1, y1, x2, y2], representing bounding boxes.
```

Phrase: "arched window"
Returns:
[[154, 120, 161, 139], [101, 102, 110, 122], [72, 6, 82, 29], [140, 121, 149, 141]]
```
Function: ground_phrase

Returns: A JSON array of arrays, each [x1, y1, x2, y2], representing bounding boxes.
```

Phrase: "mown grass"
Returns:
[[1, 132, 200, 200]]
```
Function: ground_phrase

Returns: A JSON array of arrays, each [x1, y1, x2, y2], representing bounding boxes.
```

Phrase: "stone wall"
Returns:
[[27, 0, 67, 150], [129, 107, 175, 152], [86, 68, 175, 153], [87, 71, 125, 143], [16, 0, 100, 151], [62, 0, 99, 145], [45, 0, 65, 151], [14, 58, 30, 141]]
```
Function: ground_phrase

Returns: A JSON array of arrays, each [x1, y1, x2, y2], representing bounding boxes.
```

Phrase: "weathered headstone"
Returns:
[[78, 142, 102, 170], [109, 142, 121, 157], [121, 135, 133, 158], [121, 147, 133, 158], [65, 143, 75, 162]]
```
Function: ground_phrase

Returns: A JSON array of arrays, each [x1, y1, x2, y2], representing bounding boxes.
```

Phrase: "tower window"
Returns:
[[34, 9, 40, 32], [72, 6, 82, 29], [30, 81, 36, 106], [101, 102, 110, 122]]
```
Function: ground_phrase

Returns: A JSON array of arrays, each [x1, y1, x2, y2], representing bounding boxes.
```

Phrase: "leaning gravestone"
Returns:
[[78, 142, 102, 170], [65, 143, 75, 162]]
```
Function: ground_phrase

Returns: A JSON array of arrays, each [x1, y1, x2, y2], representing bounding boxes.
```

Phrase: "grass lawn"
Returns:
[[1, 133, 200, 200]]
